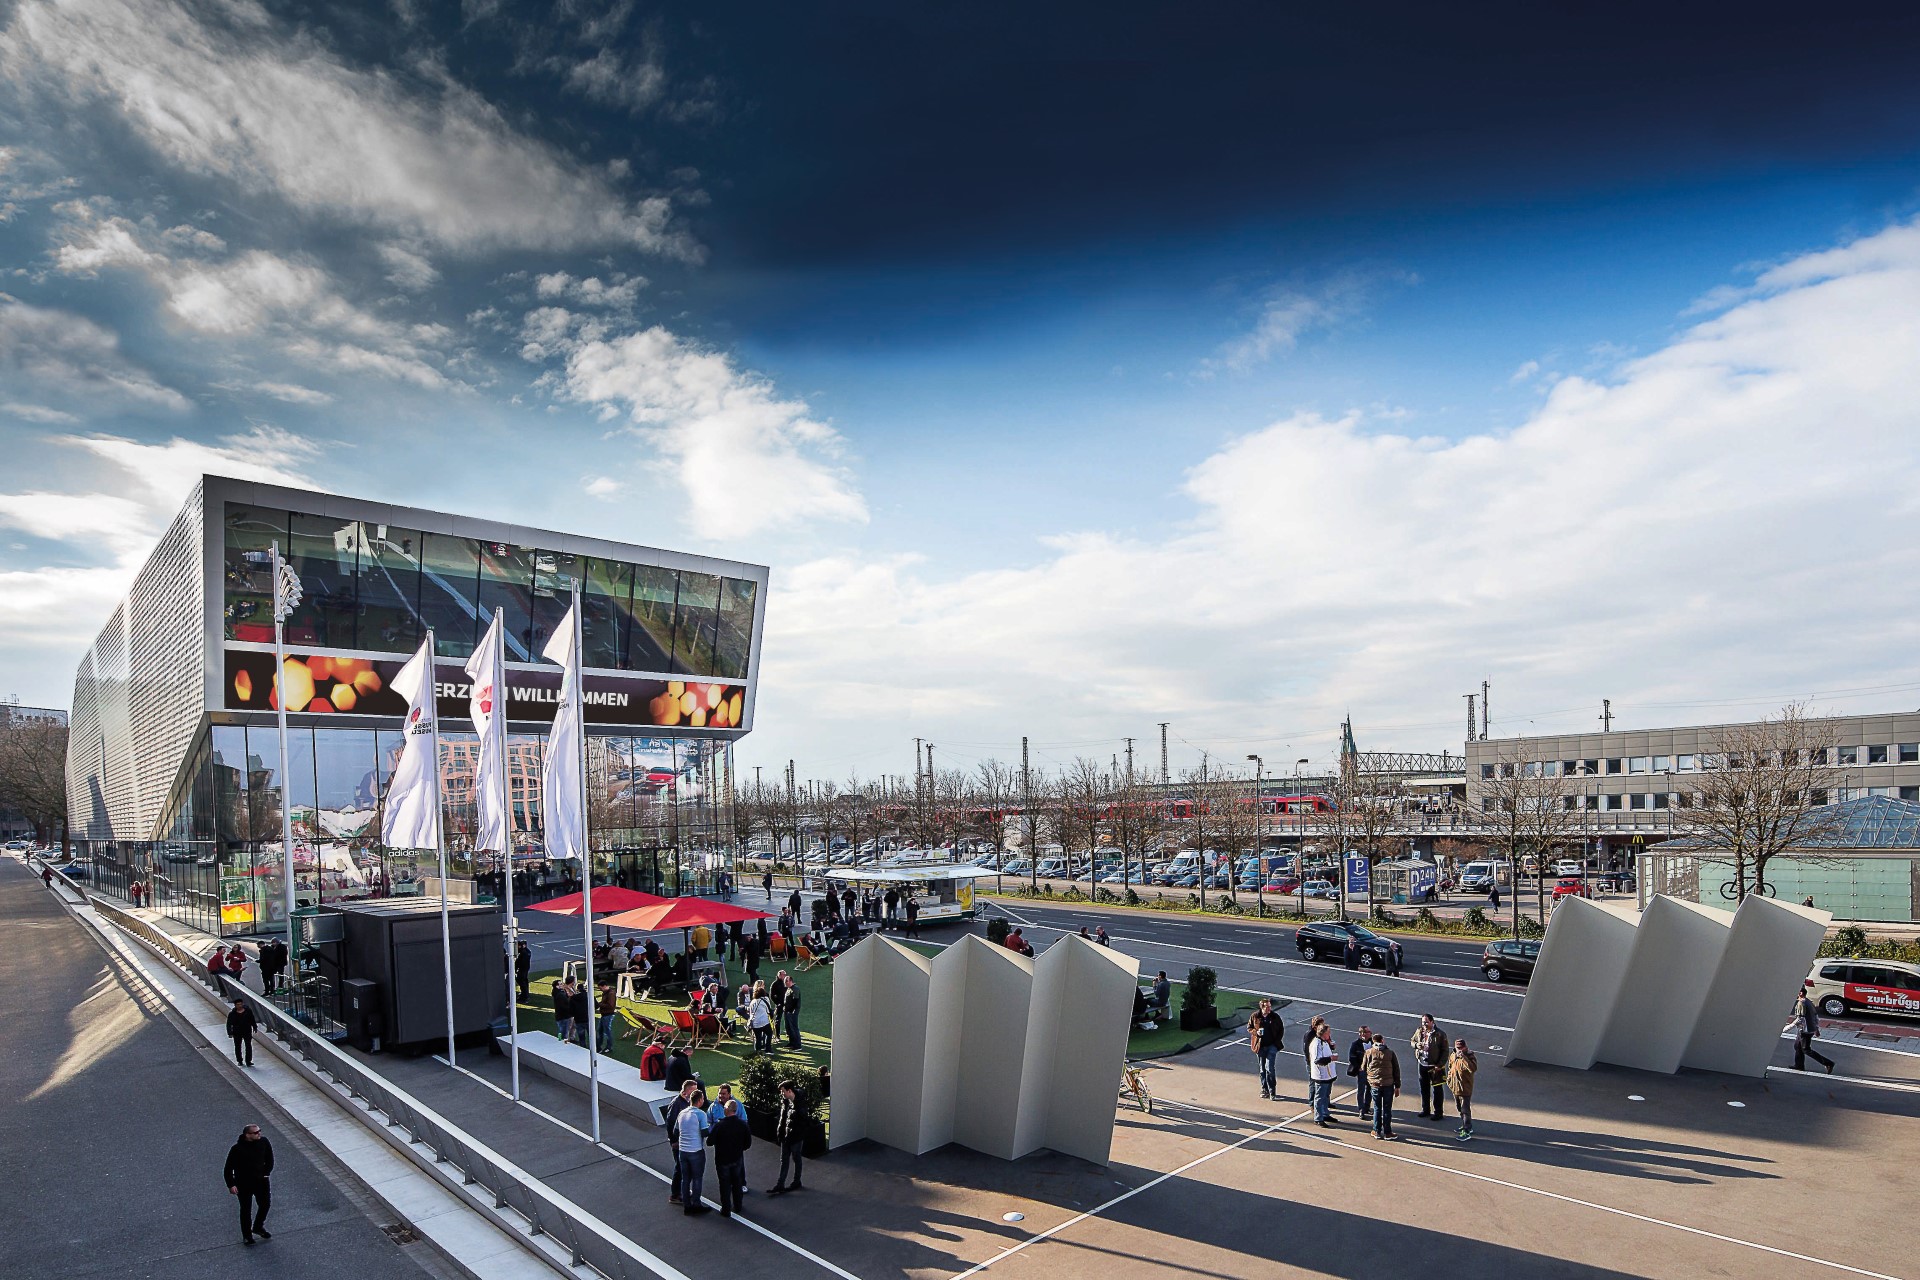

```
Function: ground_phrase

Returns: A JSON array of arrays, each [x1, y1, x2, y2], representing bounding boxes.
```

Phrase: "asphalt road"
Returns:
[[0, 858, 438, 1280]]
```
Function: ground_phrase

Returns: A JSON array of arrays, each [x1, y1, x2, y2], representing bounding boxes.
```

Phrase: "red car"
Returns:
[[1551, 877, 1592, 901], [1263, 878, 1301, 895]]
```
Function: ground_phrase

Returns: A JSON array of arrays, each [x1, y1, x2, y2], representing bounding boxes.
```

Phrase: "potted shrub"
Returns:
[[737, 1053, 829, 1154], [986, 917, 1011, 947], [1180, 965, 1218, 1031]]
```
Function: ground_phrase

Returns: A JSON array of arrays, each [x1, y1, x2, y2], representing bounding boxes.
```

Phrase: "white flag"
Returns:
[[466, 613, 509, 855], [540, 600, 586, 861], [381, 637, 442, 849]]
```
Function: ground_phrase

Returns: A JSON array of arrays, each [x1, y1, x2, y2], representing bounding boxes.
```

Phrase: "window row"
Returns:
[[1479, 786, 1919, 813], [222, 504, 756, 679], [1481, 744, 1920, 781]]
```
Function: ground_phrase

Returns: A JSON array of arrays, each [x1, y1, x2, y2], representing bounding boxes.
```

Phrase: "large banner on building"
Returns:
[[224, 648, 746, 730]]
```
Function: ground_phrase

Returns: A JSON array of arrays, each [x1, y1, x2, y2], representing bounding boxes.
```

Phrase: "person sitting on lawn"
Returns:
[[663, 1044, 696, 1093], [639, 1035, 668, 1082]]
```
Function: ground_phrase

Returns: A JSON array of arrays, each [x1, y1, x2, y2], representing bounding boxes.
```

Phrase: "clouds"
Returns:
[[1206, 272, 1406, 375], [556, 326, 869, 540], [746, 216, 1920, 770], [0, 294, 189, 416], [53, 207, 454, 389], [1, 0, 698, 258]]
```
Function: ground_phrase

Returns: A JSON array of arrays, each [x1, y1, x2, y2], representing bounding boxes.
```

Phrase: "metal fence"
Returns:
[[61, 873, 679, 1280]]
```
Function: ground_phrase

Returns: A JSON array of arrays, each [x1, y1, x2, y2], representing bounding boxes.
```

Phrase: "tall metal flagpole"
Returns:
[[427, 626, 457, 1069], [571, 584, 601, 1142], [270, 543, 300, 994], [493, 608, 522, 1100]]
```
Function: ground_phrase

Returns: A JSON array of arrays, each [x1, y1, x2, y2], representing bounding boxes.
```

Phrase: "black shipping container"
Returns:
[[314, 900, 505, 1053]]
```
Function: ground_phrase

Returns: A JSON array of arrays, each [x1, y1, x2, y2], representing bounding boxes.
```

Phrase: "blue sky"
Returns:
[[4, 0, 1920, 782]]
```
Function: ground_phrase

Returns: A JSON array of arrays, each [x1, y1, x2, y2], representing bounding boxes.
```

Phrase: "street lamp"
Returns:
[[1247, 755, 1263, 917], [1295, 757, 1308, 779]]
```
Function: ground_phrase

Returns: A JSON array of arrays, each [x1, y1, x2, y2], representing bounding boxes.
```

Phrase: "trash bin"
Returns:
[[342, 978, 383, 1052]]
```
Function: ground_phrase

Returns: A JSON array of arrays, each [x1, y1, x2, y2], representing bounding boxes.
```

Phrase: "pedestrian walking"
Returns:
[[763, 870, 774, 900], [781, 973, 802, 1049], [552, 979, 576, 1045], [709, 1097, 751, 1217], [744, 933, 763, 984], [1343, 934, 1360, 971], [1362, 1033, 1401, 1139], [904, 896, 920, 938], [1384, 941, 1401, 976], [1489, 885, 1501, 913], [1347, 1024, 1374, 1120], [596, 979, 617, 1053], [256, 938, 285, 994], [226, 997, 257, 1066], [1309, 1023, 1339, 1125], [1446, 1039, 1478, 1140], [767, 1081, 807, 1194], [223, 1124, 274, 1244], [1794, 985, 1835, 1073], [515, 940, 532, 1000], [1413, 1014, 1450, 1120], [1248, 997, 1284, 1100], [883, 887, 900, 927]]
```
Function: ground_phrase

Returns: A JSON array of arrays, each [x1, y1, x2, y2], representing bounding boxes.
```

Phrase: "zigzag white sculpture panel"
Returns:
[[830, 933, 1138, 1163], [1507, 893, 1829, 1078]]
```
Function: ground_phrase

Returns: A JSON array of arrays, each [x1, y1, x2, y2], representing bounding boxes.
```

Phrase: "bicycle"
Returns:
[[1120, 1060, 1153, 1114], [1718, 879, 1777, 900]]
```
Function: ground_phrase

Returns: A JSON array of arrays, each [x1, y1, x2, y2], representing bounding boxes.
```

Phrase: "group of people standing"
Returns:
[[663, 1078, 813, 1219], [1249, 1000, 1480, 1142]]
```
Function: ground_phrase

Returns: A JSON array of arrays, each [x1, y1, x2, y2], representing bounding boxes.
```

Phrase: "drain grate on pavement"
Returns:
[[381, 1223, 420, 1246]]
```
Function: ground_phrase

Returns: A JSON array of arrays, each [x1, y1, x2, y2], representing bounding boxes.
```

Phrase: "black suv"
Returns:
[[1294, 920, 1402, 970], [1480, 939, 1539, 984]]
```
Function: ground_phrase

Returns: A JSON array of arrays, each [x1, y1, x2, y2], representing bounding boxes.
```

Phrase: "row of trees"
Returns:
[[0, 717, 68, 850]]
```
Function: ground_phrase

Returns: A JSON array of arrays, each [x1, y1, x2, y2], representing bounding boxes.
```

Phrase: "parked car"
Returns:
[[1480, 939, 1540, 983], [1169, 874, 1201, 888], [1552, 859, 1585, 877], [1803, 959, 1920, 1020], [1551, 877, 1592, 901], [1263, 878, 1301, 895], [1301, 879, 1338, 899], [1294, 920, 1402, 969], [58, 861, 91, 880]]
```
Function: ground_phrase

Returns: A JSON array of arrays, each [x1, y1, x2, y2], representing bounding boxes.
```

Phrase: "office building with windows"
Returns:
[[1464, 712, 1920, 922], [67, 476, 767, 937]]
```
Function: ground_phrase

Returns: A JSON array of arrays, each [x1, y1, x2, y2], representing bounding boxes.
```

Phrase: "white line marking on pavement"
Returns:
[[1212, 983, 1517, 1035], [1766, 1065, 1920, 1093], [949, 1090, 1354, 1279], [1778, 1031, 1920, 1060], [1285, 1124, 1903, 1280], [437, 1058, 864, 1280]]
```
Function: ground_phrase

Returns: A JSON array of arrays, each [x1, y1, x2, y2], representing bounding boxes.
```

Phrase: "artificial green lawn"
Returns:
[[512, 945, 1252, 1110]]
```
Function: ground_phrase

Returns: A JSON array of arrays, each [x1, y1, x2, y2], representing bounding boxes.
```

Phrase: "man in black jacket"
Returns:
[[781, 975, 802, 1049], [708, 1099, 752, 1217], [567, 981, 592, 1047], [767, 1081, 807, 1194], [663, 1046, 695, 1093], [1347, 1024, 1374, 1120], [224, 1124, 274, 1244], [226, 997, 258, 1067]]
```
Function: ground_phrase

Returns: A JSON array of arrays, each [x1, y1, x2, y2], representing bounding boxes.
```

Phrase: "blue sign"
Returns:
[[1344, 853, 1370, 898], [1409, 863, 1437, 901]]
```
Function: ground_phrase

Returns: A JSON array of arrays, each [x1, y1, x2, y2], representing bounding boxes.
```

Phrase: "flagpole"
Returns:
[[270, 542, 300, 995], [571, 584, 601, 1142], [494, 607, 522, 1101], [426, 627, 456, 1069]]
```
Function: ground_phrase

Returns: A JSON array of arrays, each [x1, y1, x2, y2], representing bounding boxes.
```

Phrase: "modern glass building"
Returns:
[[67, 476, 768, 938]]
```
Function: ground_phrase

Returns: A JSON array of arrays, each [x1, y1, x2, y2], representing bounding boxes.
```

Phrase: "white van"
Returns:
[[1459, 860, 1510, 891]]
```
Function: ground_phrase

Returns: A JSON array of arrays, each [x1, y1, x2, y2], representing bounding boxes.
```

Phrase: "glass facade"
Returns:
[[83, 722, 740, 937], [222, 502, 757, 679]]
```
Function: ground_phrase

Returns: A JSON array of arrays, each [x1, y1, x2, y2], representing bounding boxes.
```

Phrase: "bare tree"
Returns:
[[1056, 758, 1105, 874], [0, 719, 68, 849], [967, 759, 1018, 858], [1478, 746, 1581, 933], [1680, 703, 1843, 902], [1338, 768, 1405, 919]]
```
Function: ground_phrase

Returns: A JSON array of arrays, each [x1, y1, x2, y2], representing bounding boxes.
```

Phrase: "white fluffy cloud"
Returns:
[[557, 325, 870, 540], [0, 293, 189, 414], [1, 0, 697, 257], [744, 217, 1920, 772], [54, 208, 452, 388], [0, 427, 322, 703]]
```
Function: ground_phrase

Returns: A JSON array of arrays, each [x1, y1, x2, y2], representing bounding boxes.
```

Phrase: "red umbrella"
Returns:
[[527, 887, 669, 918], [528, 886, 671, 943], [595, 896, 773, 932]]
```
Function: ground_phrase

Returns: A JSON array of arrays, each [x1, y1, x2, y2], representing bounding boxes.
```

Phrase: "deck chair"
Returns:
[[671, 1007, 700, 1049], [794, 943, 821, 972], [692, 1010, 725, 1046], [768, 933, 788, 958], [619, 1007, 664, 1046]]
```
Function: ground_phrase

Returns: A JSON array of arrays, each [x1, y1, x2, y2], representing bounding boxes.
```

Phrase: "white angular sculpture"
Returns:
[[1683, 895, 1831, 1076], [830, 933, 1138, 1164], [1507, 893, 1830, 1078]]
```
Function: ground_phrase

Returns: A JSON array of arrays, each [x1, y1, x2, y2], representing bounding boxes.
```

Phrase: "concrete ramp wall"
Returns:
[[831, 933, 1137, 1164]]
